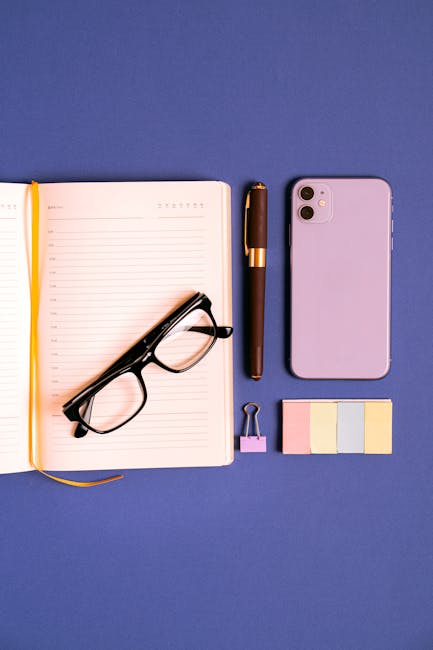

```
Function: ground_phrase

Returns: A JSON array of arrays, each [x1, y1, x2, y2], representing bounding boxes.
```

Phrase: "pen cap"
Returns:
[[248, 184, 268, 248]]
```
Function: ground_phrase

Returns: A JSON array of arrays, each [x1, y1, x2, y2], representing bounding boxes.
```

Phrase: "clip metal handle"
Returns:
[[244, 191, 250, 257], [242, 401, 261, 439]]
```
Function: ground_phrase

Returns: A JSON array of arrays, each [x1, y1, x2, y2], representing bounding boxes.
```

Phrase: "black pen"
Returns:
[[244, 182, 268, 380]]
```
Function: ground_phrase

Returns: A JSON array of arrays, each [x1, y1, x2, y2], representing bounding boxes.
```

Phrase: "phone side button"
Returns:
[[391, 237, 394, 251]]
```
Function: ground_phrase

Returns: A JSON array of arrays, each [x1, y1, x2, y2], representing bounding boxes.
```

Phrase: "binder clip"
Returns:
[[240, 402, 267, 452]]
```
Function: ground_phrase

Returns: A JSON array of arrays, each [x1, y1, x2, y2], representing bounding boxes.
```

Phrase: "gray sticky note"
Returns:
[[337, 402, 364, 453]]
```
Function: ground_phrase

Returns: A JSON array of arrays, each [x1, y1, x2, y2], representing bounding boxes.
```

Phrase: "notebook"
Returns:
[[0, 180, 233, 475]]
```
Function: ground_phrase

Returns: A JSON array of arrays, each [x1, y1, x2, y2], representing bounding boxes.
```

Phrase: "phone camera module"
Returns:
[[300, 205, 314, 220], [300, 186, 314, 200]]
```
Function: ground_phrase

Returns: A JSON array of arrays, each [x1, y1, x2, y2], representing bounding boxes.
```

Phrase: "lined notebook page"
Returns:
[[37, 181, 233, 471], [0, 183, 31, 474]]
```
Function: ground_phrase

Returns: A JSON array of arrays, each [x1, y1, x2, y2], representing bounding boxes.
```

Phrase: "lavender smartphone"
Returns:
[[290, 178, 392, 379]]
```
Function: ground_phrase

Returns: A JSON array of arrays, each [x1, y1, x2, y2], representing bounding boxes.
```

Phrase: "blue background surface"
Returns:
[[1, 1, 432, 648]]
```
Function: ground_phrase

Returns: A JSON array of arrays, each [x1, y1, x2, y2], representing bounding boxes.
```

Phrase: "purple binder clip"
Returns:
[[240, 402, 267, 452]]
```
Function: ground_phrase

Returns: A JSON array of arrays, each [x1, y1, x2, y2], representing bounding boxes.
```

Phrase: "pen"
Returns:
[[244, 182, 268, 380]]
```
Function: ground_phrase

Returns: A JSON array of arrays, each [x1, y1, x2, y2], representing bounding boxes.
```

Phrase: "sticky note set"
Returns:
[[282, 400, 392, 455]]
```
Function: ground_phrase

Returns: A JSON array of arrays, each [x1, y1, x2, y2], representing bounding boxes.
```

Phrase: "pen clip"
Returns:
[[244, 191, 250, 256]]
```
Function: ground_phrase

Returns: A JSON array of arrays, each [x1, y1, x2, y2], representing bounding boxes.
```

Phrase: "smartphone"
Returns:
[[290, 177, 392, 379]]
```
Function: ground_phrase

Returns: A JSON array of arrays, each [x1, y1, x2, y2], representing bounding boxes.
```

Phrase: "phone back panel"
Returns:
[[291, 178, 392, 379]]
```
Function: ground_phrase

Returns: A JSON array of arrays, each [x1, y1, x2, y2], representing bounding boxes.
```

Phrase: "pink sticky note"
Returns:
[[282, 401, 311, 454], [240, 436, 267, 453]]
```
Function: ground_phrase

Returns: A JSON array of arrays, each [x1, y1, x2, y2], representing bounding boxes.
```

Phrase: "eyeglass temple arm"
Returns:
[[185, 326, 233, 338], [216, 326, 233, 338], [73, 395, 95, 438]]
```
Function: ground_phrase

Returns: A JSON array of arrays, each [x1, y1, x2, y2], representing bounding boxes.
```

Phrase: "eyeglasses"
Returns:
[[63, 292, 233, 437]]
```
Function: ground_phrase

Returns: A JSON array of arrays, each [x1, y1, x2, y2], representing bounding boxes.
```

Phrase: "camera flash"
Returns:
[[318, 199, 326, 207]]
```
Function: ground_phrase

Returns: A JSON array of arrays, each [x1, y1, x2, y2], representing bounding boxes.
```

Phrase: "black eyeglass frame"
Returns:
[[62, 292, 232, 436]]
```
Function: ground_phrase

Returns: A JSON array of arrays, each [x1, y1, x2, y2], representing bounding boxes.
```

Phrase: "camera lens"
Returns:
[[300, 186, 314, 200], [300, 205, 314, 220]]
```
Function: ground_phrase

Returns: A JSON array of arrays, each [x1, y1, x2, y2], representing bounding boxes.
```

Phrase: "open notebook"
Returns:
[[0, 181, 233, 475]]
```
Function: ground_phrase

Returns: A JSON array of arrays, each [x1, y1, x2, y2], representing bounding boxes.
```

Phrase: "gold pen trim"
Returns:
[[248, 248, 266, 268]]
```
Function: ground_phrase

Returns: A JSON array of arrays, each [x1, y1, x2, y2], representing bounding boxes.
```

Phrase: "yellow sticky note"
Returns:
[[364, 401, 392, 454], [310, 402, 337, 453]]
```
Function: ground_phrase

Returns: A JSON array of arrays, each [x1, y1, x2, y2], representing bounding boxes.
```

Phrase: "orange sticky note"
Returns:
[[364, 401, 392, 454], [310, 402, 337, 454], [282, 402, 310, 454]]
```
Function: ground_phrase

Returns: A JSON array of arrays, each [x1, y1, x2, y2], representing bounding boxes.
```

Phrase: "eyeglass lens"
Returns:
[[79, 372, 144, 432], [154, 308, 216, 371]]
